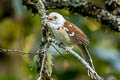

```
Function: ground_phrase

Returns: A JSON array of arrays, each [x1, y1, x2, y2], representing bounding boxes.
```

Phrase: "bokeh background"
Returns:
[[0, 0, 120, 80]]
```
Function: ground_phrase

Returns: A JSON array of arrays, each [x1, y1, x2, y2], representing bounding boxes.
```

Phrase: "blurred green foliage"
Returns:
[[0, 0, 120, 80]]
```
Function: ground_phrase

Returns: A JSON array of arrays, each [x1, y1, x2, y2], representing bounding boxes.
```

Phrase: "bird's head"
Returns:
[[47, 12, 66, 25]]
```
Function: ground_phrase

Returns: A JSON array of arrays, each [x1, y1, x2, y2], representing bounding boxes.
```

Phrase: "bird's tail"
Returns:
[[78, 44, 95, 70]]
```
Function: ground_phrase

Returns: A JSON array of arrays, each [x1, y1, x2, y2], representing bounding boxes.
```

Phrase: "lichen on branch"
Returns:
[[105, 0, 120, 16], [45, 0, 120, 32]]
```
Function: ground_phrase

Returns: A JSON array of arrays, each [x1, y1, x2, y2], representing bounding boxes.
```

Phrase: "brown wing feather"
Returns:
[[64, 21, 89, 45], [64, 22, 95, 71]]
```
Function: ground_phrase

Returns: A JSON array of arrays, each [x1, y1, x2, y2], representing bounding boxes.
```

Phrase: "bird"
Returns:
[[46, 12, 95, 72]]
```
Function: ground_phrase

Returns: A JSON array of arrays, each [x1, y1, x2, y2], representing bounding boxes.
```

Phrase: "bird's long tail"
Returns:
[[78, 44, 95, 70]]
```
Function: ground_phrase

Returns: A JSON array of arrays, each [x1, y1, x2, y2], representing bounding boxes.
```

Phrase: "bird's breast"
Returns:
[[51, 27, 73, 45]]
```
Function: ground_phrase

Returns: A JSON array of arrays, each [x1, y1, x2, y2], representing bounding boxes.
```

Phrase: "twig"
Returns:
[[47, 37, 103, 80], [37, 44, 49, 80], [0, 48, 37, 55]]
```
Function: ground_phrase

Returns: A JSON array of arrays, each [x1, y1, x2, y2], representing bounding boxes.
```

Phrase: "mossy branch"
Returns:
[[105, 0, 120, 16], [22, 0, 120, 32]]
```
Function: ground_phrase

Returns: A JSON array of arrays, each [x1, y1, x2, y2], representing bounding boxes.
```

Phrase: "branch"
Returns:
[[47, 37, 103, 80], [45, 0, 120, 32], [37, 43, 49, 80], [105, 0, 120, 16], [0, 48, 37, 55], [36, 0, 51, 80], [22, 0, 120, 31]]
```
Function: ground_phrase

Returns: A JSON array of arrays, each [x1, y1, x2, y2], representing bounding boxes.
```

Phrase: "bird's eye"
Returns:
[[54, 16, 57, 19]]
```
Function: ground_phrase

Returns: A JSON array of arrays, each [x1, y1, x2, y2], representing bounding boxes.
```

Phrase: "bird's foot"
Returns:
[[88, 70, 97, 80]]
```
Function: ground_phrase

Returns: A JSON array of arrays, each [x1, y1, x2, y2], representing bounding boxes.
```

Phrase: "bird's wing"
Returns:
[[64, 21, 95, 71], [64, 21, 89, 45]]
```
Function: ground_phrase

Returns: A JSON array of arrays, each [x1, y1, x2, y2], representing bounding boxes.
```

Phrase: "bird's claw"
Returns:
[[88, 70, 97, 79]]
